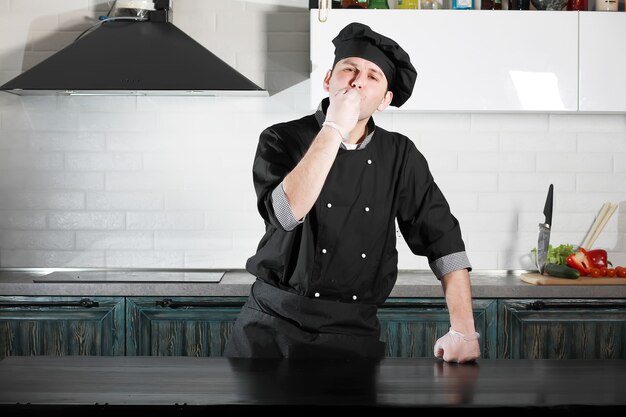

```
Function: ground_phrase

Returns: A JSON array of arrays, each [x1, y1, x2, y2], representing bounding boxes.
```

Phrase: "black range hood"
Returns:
[[0, 3, 267, 97]]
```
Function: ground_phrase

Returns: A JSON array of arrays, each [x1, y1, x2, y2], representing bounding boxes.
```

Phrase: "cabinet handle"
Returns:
[[526, 301, 626, 311], [156, 298, 245, 308], [318, 0, 330, 22], [0, 298, 99, 308], [379, 302, 448, 309]]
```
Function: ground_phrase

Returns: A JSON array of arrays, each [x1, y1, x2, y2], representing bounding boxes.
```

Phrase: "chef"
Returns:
[[224, 22, 480, 362]]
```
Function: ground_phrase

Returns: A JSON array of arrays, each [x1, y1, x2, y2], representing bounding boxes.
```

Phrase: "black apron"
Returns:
[[223, 279, 385, 358]]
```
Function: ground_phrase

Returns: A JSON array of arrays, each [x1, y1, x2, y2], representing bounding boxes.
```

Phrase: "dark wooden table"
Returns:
[[0, 356, 624, 416]]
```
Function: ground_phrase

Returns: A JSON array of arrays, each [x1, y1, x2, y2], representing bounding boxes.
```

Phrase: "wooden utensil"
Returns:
[[586, 202, 617, 249], [583, 202, 618, 250], [521, 272, 626, 285], [580, 202, 613, 249]]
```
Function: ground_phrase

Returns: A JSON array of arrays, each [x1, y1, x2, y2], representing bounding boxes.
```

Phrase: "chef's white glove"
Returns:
[[434, 327, 481, 363], [324, 88, 360, 140]]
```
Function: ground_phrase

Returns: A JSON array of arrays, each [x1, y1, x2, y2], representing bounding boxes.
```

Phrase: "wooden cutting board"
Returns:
[[521, 272, 626, 285]]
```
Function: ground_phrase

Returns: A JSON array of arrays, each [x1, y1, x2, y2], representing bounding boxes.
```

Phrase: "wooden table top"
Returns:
[[0, 356, 625, 415]]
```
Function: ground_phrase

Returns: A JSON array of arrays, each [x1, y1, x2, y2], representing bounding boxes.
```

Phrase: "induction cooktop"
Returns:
[[34, 269, 224, 283]]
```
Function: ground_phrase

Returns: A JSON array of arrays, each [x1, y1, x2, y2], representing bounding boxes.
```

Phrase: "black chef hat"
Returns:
[[332, 22, 417, 107]]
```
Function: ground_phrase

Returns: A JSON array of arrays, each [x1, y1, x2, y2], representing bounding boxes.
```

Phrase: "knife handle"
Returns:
[[543, 184, 553, 224]]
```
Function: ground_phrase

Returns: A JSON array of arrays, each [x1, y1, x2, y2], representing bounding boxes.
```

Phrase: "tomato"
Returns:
[[589, 267, 602, 278], [607, 268, 616, 277], [599, 267, 608, 276], [618, 267, 626, 278]]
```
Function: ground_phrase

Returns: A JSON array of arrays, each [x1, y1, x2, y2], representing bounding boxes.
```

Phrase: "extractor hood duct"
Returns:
[[0, 0, 268, 97]]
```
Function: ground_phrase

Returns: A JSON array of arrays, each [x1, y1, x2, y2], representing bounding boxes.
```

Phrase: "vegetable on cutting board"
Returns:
[[544, 263, 580, 279], [530, 244, 625, 279], [587, 248, 612, 268], [566, 248, 594, 276], [531, 244, 575, 266]]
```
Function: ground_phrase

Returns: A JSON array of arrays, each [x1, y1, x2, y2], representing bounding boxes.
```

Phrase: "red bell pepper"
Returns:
[[566, 248, 593, 276], [586, 249, 612, 268]]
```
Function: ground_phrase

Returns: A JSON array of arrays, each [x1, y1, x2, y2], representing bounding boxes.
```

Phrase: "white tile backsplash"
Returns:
[[24, 172, 105, 190], [471, 113, 549, 132], [0, 211, 47, 230], [0, 151, 63, 170], [0, 191, 84, 210], [0, 230, 74, 249], [48, 211, 125, 230], [0, 0, 624, 271], [28, 131, 106, 151], [76, 231, 153, 250], [550, 114, 626, 133], [105, 250, 185, 268], [126, 211, 204, 230], [65, 152, 143, 171], [1, 249, 104, 267], [86, 192, 162, 210]]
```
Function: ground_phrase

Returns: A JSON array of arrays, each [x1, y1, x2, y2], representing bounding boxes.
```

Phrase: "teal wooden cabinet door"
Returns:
[[378, 298, 497, 358], [498, 299, 626, 359], [0, 296, 125, 359], [126, 297, 246, 356]]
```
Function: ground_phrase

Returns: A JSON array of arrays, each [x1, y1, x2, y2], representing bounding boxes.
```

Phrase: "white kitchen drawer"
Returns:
[[310, 9, 579, 113]]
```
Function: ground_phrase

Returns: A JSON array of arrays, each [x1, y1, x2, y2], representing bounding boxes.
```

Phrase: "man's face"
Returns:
[[323, 57, 393, 121]]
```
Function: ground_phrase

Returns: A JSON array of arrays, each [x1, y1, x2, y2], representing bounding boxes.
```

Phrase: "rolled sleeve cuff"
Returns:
[[271, 181, 304, 231], [429, 251, 472, 280]]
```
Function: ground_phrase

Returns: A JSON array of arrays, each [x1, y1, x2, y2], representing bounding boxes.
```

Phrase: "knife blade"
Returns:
[[536, 184, 554, 275]]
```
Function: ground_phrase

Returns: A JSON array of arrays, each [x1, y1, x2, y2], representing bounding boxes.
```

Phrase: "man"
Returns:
[[224, 22, 480, 363]]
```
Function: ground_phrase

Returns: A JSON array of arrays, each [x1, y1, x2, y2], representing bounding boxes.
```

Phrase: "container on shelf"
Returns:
[[421, 0, 445, 8], [368, 0, 390, 7], [594, 0, 618, 10], [452, 0, 473, 8], [566, 0, 588, 10], [341, 0, 369, 7], [509, 0, 531, 9]]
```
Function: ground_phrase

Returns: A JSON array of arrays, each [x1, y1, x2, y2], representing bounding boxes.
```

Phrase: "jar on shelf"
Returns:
[[452, 0, 473, 8], [341, 0, 369, 7], [481, 0, 503, 8], [397, 0, 419, 7], [594, 0, 617, 10], [566, 0, 587, 9], [420, 0, 444, 7], [508, 0, 530, 9], [368, 0, 390, 7]]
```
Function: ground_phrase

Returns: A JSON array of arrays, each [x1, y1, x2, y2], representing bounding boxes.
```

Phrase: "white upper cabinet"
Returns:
[[579, 12, 626, 112], [310, 10, 579, 112]]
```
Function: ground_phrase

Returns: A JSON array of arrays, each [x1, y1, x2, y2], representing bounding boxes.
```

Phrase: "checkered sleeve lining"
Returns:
[[271, 181, 304, 231], [429, 251, 472, 280]]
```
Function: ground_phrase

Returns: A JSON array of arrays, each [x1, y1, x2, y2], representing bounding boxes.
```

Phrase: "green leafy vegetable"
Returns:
[[531, 244, 575, 266]]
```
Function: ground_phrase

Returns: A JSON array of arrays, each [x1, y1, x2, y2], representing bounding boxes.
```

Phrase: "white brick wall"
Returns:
[[0, 0, 625, 270]]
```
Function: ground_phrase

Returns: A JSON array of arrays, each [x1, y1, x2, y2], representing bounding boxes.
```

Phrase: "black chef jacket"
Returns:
[[246, 98, 471, 306]]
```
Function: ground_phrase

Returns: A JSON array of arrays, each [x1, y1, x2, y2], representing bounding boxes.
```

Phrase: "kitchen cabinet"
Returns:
[[0, 296, 124, 360], [378, 298, 497, 358], [126, 296, 245, 356], [579, 12, 626, 112], [310, 10, 579, 112], [4, 293, 625, 359], [127, 296, 497, 358], [497, 299, 626, 359]]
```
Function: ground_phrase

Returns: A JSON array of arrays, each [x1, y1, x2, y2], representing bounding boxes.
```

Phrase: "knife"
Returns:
[[536, 184, 554, 275]]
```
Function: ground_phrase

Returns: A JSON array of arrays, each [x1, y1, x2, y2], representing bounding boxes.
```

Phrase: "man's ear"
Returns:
[[323, 69, 332, 92], [377, 91, 393, 111]]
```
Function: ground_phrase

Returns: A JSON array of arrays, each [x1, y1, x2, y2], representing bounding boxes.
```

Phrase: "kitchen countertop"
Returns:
[[1, 268, 625, 298], [0, 355, 624, 415]]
